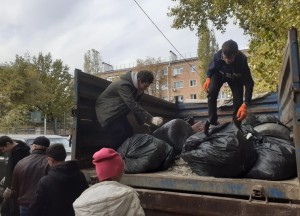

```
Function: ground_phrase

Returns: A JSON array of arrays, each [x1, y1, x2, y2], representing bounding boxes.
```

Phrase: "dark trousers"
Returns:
[[104, 115, 134, 150], [19, 206, 29, 216], [207, 73, 244, 125], [1, 197, 20, 216]]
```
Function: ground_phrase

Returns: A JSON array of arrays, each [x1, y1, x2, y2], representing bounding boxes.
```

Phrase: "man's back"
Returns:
[[29, 160, 88, 216], [12, 149, 48, 206], [73, 181, 144, 216]]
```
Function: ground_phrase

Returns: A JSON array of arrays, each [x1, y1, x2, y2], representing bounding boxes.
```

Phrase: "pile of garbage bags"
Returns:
[[117, 115, 296, 180], [181, 122, 257, 178]]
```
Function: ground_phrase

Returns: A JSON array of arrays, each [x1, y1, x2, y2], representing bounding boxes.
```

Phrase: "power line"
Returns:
[[132, 0, 198, 74]]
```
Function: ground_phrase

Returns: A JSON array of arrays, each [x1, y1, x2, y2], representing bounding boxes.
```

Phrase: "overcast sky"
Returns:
[[0, 0, 250, 75]]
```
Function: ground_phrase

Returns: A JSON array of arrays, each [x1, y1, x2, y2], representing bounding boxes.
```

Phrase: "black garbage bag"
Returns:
[[182, 122, 257, 178], [183, 116, 195, 125], [253, 122, 291, 141], [241, 113, 291, 141], [117, 134, 175, 173], [152, 119, 195, 156], [242, 113, 282, 127], [242, 112, 258, 127], [245, 136, 296, 180], [256, 114, 280, 124]]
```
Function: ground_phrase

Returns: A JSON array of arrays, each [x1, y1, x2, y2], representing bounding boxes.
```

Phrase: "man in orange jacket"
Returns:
[[203, 40, 254, 135]]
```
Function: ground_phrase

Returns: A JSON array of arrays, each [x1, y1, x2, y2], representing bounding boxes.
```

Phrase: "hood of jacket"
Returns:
[[47, 160, 82, 182], [73, 181, 145, 216], [12, 141, 30, 155]]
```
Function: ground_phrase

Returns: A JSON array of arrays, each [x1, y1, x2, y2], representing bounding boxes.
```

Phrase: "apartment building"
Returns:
[[94, 49, 248, 102], [95, 56, 209, 102]]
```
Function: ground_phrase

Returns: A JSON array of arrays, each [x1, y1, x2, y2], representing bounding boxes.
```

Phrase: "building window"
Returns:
[[161, 82, 168, 90], [173, 67, 183, 76], [190, 65, 196, 72], [162, 69, 168, 76], [155, 81, 160, 90], [190, 79, 197, 87], [173, 81, 184, 89], [178, 95, 184, 101], [190, 94, 197, 99]]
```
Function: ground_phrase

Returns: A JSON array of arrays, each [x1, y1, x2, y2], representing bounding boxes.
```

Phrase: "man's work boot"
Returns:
[[204, 121, 220, 136], [204, 120, 210, 136]]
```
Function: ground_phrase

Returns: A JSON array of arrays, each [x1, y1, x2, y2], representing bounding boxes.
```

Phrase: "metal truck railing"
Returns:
[[278, 27, 300, 182]]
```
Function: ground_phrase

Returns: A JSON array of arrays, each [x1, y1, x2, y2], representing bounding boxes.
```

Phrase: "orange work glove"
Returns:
[[237, 103, 247, 121], [203, 78, 211, 92]]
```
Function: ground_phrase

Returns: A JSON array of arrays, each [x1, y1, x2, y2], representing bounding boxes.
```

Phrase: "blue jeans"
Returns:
[[19, 205, 29, 216]]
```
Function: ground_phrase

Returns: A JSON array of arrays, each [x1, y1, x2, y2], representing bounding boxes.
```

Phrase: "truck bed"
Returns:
[[82, 167, 300, 216], [73, 28, 300, 215], [82, 157, 300, 201]]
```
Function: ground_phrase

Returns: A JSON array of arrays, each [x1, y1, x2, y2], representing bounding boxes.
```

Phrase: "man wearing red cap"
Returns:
[[73, 148, 145, 216], [203, 40, 254, 135]]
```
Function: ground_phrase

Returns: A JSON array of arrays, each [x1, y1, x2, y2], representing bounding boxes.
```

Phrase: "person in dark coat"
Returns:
[[202, 40, 254, 135], [29, 144, 88, 216], [0, 136, 30, 216], [12, 136, 50, 216], [95, 70, 164, 149]]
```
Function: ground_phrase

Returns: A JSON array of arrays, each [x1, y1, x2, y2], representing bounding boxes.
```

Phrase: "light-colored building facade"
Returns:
[[94, 49, 251, 102], [95, 57, 208, 103]]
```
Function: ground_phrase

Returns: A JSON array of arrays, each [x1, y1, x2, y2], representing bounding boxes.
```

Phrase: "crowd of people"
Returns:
[[0, 136, 145, 216], [0, 39, 253, 216]]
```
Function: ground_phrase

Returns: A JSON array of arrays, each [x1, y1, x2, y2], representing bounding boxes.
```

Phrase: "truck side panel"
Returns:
[[137, 189, 300, 216], [278, 28, 300, 181]]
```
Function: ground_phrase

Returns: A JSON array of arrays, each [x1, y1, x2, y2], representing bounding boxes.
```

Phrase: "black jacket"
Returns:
[[29, 160, 89, 216], [4, 141, 30, 189], [207, 50, 254, 105], [1, 142, 30, 216], [95, 71, 153, 126]]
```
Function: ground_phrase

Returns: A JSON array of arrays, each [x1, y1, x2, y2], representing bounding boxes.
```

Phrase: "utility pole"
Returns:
[[64, 112, 66, 135], [44, 114, 47, 135]]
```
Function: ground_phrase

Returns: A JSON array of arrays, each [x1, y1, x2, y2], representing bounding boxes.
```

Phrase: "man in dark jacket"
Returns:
[[29, 144, 88, 216], [11, 136, 50, 216], [95, 70, 164, 149], [0, 136, 30, 216], [203, 40, 254, 135]]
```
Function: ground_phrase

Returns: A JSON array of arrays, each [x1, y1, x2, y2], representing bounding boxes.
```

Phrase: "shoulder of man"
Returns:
[[214, 50, 222, 60], [119, 71, 132, 80], [236, 51, 248, 61], [13, 143, 30, 155]]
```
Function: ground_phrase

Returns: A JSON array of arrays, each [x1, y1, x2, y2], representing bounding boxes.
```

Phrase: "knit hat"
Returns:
[[33, 136, 50, 147], [93, 148, 124, 181]]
